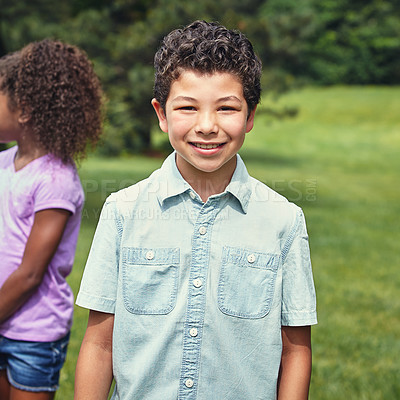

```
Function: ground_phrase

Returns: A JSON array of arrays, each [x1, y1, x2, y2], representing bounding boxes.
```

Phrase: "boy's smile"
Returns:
[[152, 70, 256, 193]]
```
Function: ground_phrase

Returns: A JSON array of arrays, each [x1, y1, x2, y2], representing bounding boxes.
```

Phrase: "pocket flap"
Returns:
[[122, 247, 180, 265], [223, 247, 279, 270]]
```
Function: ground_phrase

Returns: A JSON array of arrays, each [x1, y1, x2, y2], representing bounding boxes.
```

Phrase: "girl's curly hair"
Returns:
[[153, 20, 262, 114], [0, 39, 104, 163]]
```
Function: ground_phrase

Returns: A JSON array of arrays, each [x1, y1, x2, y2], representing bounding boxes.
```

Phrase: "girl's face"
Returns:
[[0, 88, 23, 143]]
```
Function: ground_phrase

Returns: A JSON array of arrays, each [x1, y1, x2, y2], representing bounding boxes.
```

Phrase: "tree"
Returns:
[[2, 0, 272, 154], [53, 0, 271, 155], [2, 0, 399, 155], [259, 0, 400, 85]]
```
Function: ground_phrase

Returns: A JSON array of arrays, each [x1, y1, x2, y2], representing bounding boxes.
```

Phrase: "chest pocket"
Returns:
[[121, 247, 180, 315], [218, 246, 279, 319]]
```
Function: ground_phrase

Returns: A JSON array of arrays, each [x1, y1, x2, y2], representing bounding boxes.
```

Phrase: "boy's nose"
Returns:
[[195, 112, 218, 135]]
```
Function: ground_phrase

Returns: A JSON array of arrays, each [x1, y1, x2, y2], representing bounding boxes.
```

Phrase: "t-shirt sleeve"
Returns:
[[281, 207, 317, 326], [76, 197, 120, 314], [33, 166, 83, 215]]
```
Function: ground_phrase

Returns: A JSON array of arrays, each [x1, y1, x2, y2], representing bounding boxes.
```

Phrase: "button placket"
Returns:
[[178, 202, 218, 399]]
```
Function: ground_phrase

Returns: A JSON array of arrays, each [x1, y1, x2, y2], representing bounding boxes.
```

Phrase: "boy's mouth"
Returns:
[[191, 142, 223, 149]]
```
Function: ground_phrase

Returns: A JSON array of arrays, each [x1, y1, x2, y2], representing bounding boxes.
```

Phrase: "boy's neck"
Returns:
[[176, 155, 237, 202], [186, 176, 232, 202]]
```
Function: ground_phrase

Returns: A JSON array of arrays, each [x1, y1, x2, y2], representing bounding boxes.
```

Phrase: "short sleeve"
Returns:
[[34, 164, 83, 215], [76, 197, 121, 313], [281, 208, 317, 326]]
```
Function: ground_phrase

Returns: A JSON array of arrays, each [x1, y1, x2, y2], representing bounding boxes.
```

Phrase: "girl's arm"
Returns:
[[0, 208, 71, 323], [75, 310, 114, 399], [278, 325, 312, 400]]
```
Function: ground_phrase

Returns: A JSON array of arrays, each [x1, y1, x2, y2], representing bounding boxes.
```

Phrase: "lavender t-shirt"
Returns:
[[0, 146, 84, 342]]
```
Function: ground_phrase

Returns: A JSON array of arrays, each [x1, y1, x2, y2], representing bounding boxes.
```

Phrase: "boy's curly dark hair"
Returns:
[[153, 20, 262, 114], [0, 39, 104, 163]]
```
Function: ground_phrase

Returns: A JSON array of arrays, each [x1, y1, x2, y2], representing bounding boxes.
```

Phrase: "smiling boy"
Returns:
[[151, 70, 255, 201], [75, 21, 317, 400]]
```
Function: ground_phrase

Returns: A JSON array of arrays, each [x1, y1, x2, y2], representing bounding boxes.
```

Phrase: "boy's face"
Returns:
[[152, 70, 255, 183]]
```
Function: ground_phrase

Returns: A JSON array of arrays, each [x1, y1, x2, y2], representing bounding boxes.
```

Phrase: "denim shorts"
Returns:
[[0, 332, 70, 392]]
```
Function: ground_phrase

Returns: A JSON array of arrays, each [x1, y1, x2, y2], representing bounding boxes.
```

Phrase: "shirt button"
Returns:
[[247, 254, 256, 263], [146, 250, 155, 260], [189, 327, 198, 337], [199, 226, 207, 235], [185, 378, 194, 388], [189, 191, 196, 199], [193, 278, 203, 288]]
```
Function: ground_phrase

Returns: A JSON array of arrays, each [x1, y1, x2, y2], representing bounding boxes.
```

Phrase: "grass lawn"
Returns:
[[59, 85, 400, 399]]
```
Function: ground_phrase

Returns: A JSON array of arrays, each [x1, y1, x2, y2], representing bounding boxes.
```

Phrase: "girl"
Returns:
[[0, 39, 104, 399]]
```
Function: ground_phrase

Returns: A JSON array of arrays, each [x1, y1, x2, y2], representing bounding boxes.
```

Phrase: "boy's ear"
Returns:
[[245, 106, 257, 133], [151, 98, 168, 133]]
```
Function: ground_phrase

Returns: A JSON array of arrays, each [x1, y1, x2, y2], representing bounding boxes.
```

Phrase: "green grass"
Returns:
[[243, 86, 400, 399], [59, 85, 400, 399]]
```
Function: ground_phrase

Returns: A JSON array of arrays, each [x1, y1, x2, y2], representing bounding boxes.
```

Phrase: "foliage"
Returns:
[[1, 0, 270, 154], [260, 0, 400, 84], [1, 0, 399, 154]]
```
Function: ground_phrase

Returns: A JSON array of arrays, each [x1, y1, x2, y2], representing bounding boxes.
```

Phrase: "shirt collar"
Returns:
[[157, 152, 251, 213], [156, 152, 191, 205], [225, 154, 251, 213]]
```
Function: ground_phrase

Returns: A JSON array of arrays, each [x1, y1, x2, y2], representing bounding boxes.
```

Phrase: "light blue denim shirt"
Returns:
[[77, 152, 317, 400]]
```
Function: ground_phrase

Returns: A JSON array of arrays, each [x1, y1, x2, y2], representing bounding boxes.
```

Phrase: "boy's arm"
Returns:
[[0, 208, 70, 323], [277, 325, 312, 400], [75, 310, 114, 400]]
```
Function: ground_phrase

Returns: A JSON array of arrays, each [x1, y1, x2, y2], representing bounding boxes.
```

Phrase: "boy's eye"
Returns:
[[219, 106, 237, 111], [178, 106, 196, 111]]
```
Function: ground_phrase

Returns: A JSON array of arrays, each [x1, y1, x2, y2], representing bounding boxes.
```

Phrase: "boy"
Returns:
[[75, 20, 317, 400]]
